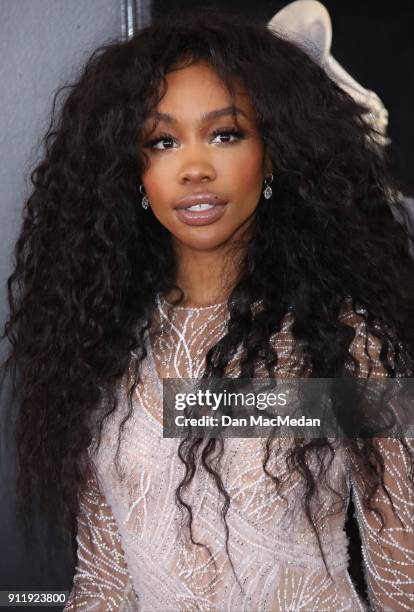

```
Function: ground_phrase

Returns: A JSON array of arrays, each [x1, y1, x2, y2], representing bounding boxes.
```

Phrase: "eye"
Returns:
[[146, 132, 177, 150], [211, 127, 246, 144]]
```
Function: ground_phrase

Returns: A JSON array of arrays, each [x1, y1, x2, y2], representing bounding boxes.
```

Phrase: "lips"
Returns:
[[174, 192, 228, 227], [174, 192, 227, 210]]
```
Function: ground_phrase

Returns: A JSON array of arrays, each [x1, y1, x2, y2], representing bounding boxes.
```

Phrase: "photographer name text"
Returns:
[[174, 414, 321, 427]]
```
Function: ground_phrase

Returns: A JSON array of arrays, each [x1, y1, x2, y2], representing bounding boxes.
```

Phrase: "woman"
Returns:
[[3, 9, 414, 611]]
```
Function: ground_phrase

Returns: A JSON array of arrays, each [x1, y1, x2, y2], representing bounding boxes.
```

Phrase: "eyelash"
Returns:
[[145, 127, 246, 150]]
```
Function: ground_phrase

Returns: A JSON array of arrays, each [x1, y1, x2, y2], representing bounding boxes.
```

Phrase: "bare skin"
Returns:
[[140, 61, 271, 307]]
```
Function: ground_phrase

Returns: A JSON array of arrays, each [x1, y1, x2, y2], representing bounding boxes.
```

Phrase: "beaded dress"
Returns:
[[65, 296, 414, 611]]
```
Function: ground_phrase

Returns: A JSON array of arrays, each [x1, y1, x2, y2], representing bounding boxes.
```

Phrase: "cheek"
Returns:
[[141, 161, 179, 230], [237, 158, 263, 187], [230, 146, 264, 199], [141, 164, 169, 204]]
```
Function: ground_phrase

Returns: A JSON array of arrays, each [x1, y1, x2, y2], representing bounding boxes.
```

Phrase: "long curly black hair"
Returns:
[[2, 9, 414, 578]]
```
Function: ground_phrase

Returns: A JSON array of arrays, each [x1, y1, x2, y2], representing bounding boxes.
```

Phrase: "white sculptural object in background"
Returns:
[[268, 0, 390, 147]]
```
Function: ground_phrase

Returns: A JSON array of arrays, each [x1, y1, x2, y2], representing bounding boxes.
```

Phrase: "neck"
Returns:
[[166, 241, 247, 308]]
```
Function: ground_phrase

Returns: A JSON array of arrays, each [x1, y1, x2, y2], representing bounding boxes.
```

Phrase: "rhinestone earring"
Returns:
[[263, 174, 273, 200], [139, 184, 150, 210]]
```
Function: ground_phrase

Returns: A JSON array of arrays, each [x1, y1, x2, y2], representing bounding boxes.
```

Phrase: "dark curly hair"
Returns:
[[2, 8, 414, 584]]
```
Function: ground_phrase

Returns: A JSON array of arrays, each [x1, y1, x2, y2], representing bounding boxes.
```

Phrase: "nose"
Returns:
[[178, 150, 217, 184]]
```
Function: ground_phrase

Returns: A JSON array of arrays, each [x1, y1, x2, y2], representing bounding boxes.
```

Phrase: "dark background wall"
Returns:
[[153, 0, 414, 195]]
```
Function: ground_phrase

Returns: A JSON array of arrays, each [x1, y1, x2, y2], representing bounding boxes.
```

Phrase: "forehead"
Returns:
[[149, 62, 256, 125]]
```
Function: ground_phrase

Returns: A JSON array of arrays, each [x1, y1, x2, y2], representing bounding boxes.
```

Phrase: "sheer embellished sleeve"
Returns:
[[343, 306, 414, 611], [351, 438, 414, 611], [64, 470, 139, 611]]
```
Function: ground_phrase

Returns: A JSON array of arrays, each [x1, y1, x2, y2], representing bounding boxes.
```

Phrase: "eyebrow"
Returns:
[[148, 106, 248, 124]]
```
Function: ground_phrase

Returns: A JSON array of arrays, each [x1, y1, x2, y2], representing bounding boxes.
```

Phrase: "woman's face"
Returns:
[[140, 61, 270, 252]]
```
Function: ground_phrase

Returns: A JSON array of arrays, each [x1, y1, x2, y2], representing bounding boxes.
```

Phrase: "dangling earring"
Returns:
[[139, 184, 150, 210], [263, 174, 273, 200]]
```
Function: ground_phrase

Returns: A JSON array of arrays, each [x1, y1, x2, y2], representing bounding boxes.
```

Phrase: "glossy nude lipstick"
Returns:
[[174, 192, 228, 227]]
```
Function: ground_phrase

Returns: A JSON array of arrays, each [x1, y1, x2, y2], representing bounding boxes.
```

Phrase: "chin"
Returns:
[[183, 238, 229, 251], [175, 230, 234, 251]]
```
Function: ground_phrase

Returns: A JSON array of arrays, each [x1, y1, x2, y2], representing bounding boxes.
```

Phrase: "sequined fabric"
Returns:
[[65, 297, 414, 611]]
